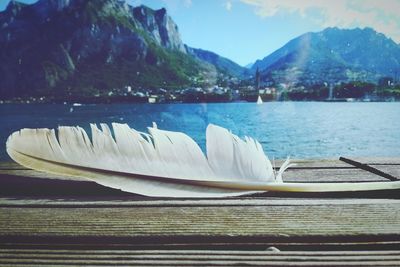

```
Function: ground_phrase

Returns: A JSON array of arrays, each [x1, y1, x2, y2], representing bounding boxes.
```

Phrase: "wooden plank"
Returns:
[[351, 157, 400, 165], [1, 159, 398, 186], [2, 249, 400, 256], [1, 197, 400, 207], [278, 158, 400, 168], [0, 162, 24, 170], [0, 160, 351, 170], [368, 165, 400, 180], [3, 252, 400, 260], [1, 260, 399, 266], [0, 167, 393, 183], [287, 158, 400, 166], [1, 163, 398, 182], [0, 201, 399, 243], [0, 169, 87, 181], [1, 158, 399, 169], [1, 249, 400, 258], [2, 240, 399, 252], [0, 255, 400, 266], [283, 168, 391, 182], [0, 249, 400, 266], [1, 160, 399, 198]]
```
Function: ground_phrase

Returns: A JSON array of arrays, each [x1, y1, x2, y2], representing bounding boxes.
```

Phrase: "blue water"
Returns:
[[1, 102, 399, 160]]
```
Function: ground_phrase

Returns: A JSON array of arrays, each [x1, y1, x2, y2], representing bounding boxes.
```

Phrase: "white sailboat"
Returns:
[[256, 95, 263, 104]]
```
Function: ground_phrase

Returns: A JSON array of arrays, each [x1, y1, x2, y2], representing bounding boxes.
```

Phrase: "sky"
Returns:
[[1, 0, 400, 66]]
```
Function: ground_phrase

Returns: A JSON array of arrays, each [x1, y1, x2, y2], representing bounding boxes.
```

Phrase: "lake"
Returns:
[[1, 102, 399, 161]]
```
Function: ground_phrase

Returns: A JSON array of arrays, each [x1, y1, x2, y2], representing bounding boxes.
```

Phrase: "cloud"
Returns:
[[183, 0, 192, 8], [125, 0, 192, 13], [159, 0, 193, 10], [126, 0, 142, 6], [240, 0, 400, 43], [225, 1, 232, 11]]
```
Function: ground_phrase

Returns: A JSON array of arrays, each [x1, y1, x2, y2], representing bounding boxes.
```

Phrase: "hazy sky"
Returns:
[[1, 0, 399, 66]]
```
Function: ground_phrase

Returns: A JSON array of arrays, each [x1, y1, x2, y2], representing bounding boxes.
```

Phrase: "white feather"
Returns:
[[7, 123, 280, 197], [206, 125, 274, 181], [275, 157, 296, 183], [6, 123, 400, 197]]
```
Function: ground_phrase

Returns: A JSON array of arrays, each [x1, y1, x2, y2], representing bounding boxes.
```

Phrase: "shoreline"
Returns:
[[1, 98, 399, 105]]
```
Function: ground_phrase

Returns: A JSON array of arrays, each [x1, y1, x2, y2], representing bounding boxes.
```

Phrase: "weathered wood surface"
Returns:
[[1, 249, 400, 266], [1, 199, 400, 241], [0, 158, 399, 266]]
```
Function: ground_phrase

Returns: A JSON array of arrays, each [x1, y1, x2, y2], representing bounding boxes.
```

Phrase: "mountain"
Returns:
[[0, 0, 242, 100], [185, 46, 250, 78], [244, 62, 254, 69], [251, 27, 400, 86]]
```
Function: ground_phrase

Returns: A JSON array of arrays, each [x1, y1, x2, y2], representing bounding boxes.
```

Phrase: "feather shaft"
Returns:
[[8, 123, 400, 198]]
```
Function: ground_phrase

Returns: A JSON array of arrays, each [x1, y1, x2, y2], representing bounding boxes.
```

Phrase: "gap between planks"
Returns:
[[1, 197, 400, 208]]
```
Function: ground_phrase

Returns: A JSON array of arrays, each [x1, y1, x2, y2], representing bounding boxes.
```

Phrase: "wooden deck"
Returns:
[[0, 158, 399, 266]]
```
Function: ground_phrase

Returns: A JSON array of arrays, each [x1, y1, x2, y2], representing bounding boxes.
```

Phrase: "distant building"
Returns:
[[148, 96, 157, 104], [255, 67, 260, 90]]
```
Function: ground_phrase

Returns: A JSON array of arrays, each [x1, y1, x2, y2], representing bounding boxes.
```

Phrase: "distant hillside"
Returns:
[[251, 27, 400, 86], [0, 0, 244, 99], [186, 46, 250, 78]]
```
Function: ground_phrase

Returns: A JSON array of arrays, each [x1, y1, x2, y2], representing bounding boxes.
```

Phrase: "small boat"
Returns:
[[256, 95, 263, 104]]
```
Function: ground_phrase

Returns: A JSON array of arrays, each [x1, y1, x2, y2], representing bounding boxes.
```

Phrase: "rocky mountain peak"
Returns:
[[133, 5, 186, 53]]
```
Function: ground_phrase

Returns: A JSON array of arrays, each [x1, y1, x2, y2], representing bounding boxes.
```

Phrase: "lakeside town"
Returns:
[[2, 74, 400, 104]]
